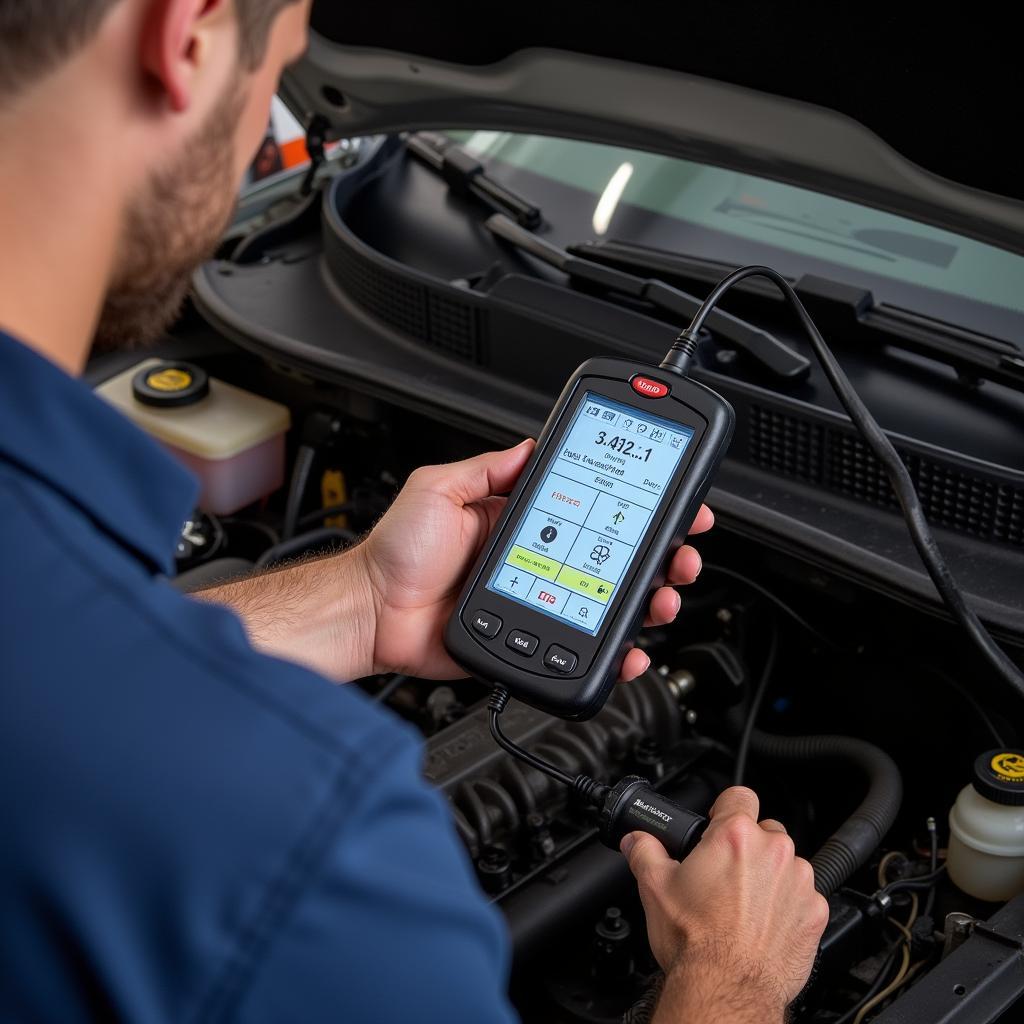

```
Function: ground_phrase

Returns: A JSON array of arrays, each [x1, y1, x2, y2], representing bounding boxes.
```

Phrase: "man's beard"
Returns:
[[93, 80, 246, 351]]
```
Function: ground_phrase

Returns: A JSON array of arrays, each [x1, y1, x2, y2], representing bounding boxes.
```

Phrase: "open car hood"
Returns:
[[280, 3, 1024, 255]]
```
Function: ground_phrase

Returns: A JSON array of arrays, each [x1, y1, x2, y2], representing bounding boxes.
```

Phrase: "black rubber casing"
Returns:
[[443, 357, 735, 719], [599, 776, 708, 859]]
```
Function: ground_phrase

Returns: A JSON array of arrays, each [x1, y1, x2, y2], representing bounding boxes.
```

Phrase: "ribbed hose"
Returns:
[[750, 731, 903, 896]]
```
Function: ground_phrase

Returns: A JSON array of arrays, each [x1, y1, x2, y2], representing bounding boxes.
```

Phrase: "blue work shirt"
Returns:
[[0, 331, 516, 1023]]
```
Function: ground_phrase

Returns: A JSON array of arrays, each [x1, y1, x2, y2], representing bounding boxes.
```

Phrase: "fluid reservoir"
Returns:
[[96, 359, 290, 515], [947, 749, 1024, 902]]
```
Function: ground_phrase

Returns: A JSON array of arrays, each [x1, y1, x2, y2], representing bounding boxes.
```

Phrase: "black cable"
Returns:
[[877, 865, 947, 898], [733, 622, 779, 786], [374, 674, 409, 704], [487, 689, 608, 802], [701, 564, 836, 649], [282, 444, 316, 541], [680, 266, 1024, 703]]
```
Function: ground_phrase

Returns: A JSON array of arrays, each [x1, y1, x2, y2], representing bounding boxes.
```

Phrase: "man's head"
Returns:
[[0, 0, 310, 349]]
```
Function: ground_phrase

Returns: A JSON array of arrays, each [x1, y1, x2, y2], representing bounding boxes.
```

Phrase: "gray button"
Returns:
[[470, 609, 502, 638], [544, 645, 578, 674], [505, 629, 539, 657]]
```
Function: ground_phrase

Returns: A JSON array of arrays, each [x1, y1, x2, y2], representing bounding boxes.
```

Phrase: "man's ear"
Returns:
[[140, 0, 227, 113]]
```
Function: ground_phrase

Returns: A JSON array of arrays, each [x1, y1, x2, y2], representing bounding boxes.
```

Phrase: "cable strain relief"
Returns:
[[488, 688, 511, 715], [659, 328, 701, 377], [573, 775, 609, 806]]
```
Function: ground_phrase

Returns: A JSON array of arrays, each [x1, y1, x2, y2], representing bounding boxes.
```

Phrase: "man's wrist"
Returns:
[[654, 940, 788, 1024], [196, 542, 383, 683]]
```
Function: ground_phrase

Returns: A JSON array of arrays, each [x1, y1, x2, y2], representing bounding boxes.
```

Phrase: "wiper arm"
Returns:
[[794, 274, 1024, 393], [573, 237, 1024, 394], [406, 132, 542, 230], [485, 214, 810, 383]]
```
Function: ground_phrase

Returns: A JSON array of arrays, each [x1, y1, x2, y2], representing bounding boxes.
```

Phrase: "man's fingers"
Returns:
[[708, 785, 761, 824], [618, 647, 651, 682], [666, 545, 702, 586], [759, 818, 788, 834], [643, 586, 681, 628], [688, 504, 715, 535]]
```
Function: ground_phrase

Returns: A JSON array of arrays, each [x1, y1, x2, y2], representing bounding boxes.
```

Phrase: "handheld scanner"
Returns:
[[444, 357, 734, 720]]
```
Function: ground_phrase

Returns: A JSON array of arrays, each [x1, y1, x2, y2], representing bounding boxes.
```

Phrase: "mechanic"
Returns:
[[0, 2, 828, 1021]]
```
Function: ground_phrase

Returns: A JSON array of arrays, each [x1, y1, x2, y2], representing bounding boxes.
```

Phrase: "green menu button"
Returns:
[[555, 566, 614, 604]]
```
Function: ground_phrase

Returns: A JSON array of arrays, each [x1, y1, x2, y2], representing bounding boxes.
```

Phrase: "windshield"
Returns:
[[451, 131, 1024, 340]]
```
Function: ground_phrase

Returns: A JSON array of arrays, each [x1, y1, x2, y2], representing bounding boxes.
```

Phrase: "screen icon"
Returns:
[[540, 525, 558, 543]]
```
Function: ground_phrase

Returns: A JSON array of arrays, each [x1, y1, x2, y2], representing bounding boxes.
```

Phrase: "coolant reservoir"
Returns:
[[97, 359, 290, 515], [947, 749, 1024, 902]]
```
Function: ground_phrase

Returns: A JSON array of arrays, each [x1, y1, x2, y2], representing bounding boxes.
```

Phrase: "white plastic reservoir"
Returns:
[[96, 359, 290, 515], [947, 749, 1024, 902]]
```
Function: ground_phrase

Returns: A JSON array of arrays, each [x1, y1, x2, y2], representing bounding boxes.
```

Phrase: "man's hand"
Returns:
[[622, 787, 828, 1024], [359, 439, 713, 680], [205, 440, 712, 683]]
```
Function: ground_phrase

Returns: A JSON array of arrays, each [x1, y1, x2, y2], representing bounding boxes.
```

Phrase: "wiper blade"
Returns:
[[485, 214, 810, 383], [574, 238, 1024, 394], [406, 132, 542, 230]]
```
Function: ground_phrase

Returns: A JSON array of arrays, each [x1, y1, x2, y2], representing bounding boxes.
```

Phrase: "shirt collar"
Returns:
[[0, 331, 199, 575]]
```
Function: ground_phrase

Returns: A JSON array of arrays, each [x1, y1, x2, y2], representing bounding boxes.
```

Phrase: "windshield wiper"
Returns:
[[406, 132, 542, 229], [485, 214, 810, 383], [572, 238, 1024, 394]]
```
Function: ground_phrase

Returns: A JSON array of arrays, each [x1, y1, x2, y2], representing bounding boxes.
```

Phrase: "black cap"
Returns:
[[972, 750, 1024, 806], [132, 362, 209, 408]]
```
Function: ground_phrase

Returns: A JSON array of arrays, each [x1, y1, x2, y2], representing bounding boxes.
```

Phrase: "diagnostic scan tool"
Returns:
[[445, 357, 734, 720]]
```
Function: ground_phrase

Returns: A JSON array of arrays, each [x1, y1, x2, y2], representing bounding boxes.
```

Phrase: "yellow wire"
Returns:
[[877, 850, 903, 888], [853, 944, 911, 1024], [857, 851, 926, 1023]]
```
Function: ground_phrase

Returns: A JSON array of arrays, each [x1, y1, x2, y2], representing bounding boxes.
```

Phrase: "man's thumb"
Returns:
[[446, 439, 534, 504], [621, 832, 672, 885]]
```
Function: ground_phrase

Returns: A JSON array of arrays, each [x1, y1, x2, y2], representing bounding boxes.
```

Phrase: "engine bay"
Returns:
[[81, 124, 1024, 1024], [96, 335, 1022, 1024]]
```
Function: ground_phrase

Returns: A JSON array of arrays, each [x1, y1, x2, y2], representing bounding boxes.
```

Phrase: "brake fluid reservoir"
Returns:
[[96, 359, 290, 515], [947, 749, 1024, 902]]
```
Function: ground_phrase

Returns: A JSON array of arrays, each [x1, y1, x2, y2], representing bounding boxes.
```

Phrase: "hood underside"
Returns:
[[281, 3, 1024, 255]]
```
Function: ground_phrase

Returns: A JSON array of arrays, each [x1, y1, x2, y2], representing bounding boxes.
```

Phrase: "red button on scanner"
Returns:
[[630, 375, 670, 399]]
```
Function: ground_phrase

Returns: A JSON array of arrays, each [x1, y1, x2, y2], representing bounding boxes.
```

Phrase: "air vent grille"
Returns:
[[749, 405, 1024, 548], [749, 406, 824, 483], [427, 293, 481, 362], [332, 240, 428, 340], [327, 224, 484, 364]]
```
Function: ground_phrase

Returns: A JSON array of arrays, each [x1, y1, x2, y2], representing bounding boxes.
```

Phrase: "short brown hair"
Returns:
[[0, 0, 301, 99]]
